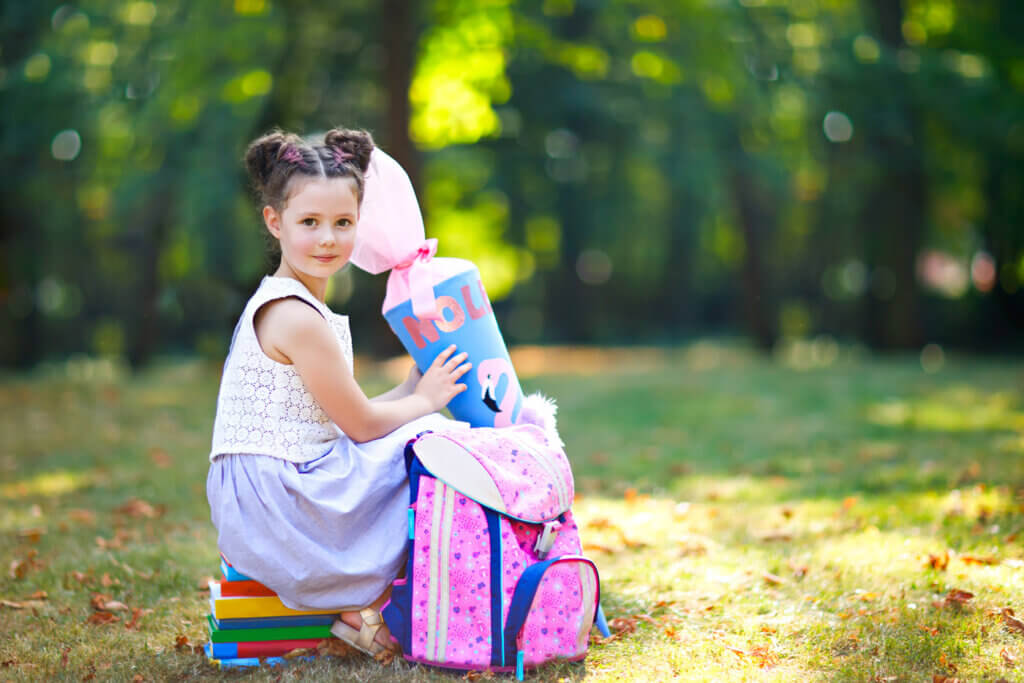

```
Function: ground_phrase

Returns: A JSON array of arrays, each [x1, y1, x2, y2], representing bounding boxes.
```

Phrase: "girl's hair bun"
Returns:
[[324, 128, 374, 174], [245, 130, 302, 188]]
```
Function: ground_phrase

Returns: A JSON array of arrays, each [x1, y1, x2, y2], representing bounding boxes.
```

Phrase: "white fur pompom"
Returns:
[[519, 392, 564, 449]]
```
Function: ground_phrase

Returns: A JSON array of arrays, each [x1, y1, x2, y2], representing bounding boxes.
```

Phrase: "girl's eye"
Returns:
[[337, 218, 352, 227], [302, 218, 317, 227]]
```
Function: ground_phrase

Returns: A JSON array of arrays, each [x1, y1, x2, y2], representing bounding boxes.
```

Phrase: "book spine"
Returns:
[[210, 638, 326, 659], [207, 614, 332, 643], [211, 613, 338, 630], [212, 595, 339, 620], [218, 580, 276, 598]]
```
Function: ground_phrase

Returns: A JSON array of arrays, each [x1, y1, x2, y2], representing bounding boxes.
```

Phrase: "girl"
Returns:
[[207, 128, 471, 657]]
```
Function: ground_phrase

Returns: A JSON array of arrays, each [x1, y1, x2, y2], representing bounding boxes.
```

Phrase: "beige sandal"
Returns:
[[330, 607, 398, 657]]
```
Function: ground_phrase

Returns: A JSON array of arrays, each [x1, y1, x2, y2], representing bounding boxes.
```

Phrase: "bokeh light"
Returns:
[[823, 111, 853, 143], [51, 129, 82, 161]]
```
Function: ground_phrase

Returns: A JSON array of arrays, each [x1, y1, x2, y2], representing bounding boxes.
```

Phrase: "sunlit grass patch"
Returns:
[[1, 343, 1022, 680]]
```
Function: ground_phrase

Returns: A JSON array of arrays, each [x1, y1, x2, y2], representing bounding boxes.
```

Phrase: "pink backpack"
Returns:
[[381, 424, 601, 679]]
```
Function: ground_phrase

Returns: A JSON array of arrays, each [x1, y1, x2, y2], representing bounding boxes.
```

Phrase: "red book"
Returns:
[[220, 638, 327, 658], [217, 579, 277, 598]]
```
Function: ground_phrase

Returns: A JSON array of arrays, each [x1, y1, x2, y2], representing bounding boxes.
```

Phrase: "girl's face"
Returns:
[[264, 177, 359, 283]]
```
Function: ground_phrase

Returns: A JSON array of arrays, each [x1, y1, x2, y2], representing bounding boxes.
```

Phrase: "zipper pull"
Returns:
[[533, 519, 562, 559]]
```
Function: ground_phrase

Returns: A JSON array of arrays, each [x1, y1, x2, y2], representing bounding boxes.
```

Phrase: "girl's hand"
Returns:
[[414, 345, 471, 412]]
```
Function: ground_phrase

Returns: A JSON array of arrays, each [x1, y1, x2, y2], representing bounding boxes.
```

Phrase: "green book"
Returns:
[[207, 614, 333, 643]]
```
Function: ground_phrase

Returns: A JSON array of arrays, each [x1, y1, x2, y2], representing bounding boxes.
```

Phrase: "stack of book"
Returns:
[[204, 555, 339, 669]]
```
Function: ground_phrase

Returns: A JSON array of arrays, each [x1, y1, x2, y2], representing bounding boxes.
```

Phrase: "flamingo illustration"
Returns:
[[477, 358, 520, 427]]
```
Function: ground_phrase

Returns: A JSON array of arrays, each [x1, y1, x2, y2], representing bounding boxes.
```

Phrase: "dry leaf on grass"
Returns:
[[124, 607, 153, 630], [788, 559, 808, 578], [934, 589, 974, 608], [960, 554, 999, 566], [316, 639, 356, 658], [762, 572, 785, 586], [68, 509, 97, 525], [61, 647, 70, 667], [927, 551, 950, 571], [1001, 647, 1017, 666], [281, 647, 317, 659], [69, 571, 91, 585], [86, 612, 120, 625], [114, 498, 162, 519], [755, 530, 793, 542], [1, 599, 47, 610], [148, 447, 172, 468], [8, 549, 43, 579], [462, 670, 496, 680], [90, 593, 129, 612], [18, 528, 45, 543], [1000, 608, 1024, 635]]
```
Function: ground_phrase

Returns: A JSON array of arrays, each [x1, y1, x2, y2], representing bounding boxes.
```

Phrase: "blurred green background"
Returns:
[[2, 0, 1022, 370]]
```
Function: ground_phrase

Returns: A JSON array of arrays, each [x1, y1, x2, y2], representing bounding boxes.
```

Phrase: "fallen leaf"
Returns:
[[69, 571, 91, 585], [942, 589, 974, 607], [960, 554, 999, 566], [607, 616, 638, 635], [1001, 647, 1017, 666], [756, 530, 793, 542], [131, 675, 145, 683], [927, 551, 950, 571], [124, 607, 152, 630], [938, 652, 958, 672], [842, 496, 859, 511], [68, 509, 96, 525], [762, 572, 785, 586], [174, 635, 190, 651], [933, 677, 962, 683], [18, 528, 45, 544], [316, 639, 356, 658], [281, 647, 317, 659], [90, 593, 129, 612], [26, 590, 47, 600], [781, 506, 794, 519], [61, 647, 70, 668], [114, 498, 161, 519], [148, 447, 172, 468], [1001, 608, 1024, 635], [624, 488, 637, 504], [85, 612, 120, 625], [586, 517, 613, 530], [100, 573, 119, 587], [920, 625, 940, 636], [1, 599, 46, 610], [787, 559, 808, 578]]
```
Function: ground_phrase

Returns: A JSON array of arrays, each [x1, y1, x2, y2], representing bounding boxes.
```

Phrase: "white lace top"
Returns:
[[209, 276, 354, 463]]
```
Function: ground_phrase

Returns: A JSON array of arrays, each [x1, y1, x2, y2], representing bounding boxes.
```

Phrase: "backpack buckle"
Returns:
[[534, 520, 562, 559]]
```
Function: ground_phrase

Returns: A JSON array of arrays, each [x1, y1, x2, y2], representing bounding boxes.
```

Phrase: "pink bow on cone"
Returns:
[[393, 238, 441, 320]]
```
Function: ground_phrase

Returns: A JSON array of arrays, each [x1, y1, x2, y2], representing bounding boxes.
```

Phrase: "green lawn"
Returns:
[[1, 344, 1023, 681]]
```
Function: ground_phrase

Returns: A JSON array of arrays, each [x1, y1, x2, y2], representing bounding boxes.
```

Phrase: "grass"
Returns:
[[1, 342, 1023, 681]]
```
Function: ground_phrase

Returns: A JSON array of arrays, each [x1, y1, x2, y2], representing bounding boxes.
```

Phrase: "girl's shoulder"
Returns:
[[247, 276, 329, 315]]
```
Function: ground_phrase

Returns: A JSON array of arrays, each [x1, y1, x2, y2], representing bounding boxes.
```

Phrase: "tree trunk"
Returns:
[[729, 164, 777, 351], [861, 0, 925, 349], [382, 0, 420, 194]]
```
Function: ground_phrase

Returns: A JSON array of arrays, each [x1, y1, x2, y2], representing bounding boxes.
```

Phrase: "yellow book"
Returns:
[[208, 581, 339, 620]]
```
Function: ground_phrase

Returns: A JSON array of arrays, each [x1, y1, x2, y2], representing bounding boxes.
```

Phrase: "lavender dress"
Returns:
[[206, 276, 464, 612]]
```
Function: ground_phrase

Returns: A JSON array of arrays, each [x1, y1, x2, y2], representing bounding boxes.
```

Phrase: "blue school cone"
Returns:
[[596, 603, 611, 638], [384, 260, 523, 428]]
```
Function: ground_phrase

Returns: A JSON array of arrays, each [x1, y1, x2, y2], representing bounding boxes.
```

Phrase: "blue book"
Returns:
[[220, 556, 253, 582], [210, 612, 337, 630], [204, 642, 314, 669]]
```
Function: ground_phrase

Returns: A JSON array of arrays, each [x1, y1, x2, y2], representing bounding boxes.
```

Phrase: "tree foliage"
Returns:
[[2, 0, 1021, 368]]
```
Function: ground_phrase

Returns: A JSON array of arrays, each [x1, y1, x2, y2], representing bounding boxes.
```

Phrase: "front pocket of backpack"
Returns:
[[502, 556, 600, 670]]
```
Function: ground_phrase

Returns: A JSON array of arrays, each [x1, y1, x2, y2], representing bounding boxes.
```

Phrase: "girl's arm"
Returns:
[[255, 298, 470, 443]]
